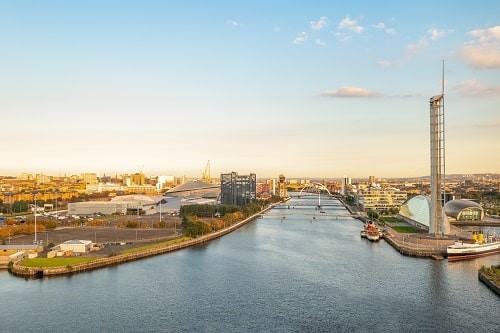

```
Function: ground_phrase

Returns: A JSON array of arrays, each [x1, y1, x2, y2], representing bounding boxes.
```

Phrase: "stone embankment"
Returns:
[[478, 269, 500, 296], [10, 205, 275, 278], [381, 225, 454, 258]]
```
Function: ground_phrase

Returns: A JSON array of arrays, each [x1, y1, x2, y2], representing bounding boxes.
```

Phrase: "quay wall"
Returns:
[[478, 270, 500, 296], [10, 205, 275, 278], [382, 233, 447, 257]]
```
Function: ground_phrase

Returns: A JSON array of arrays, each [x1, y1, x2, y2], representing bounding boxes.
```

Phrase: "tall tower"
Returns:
[[429, 63, 450, 236]]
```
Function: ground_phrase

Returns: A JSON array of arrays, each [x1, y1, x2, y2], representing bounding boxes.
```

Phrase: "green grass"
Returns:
[[480, 264, 500, 285], [379, 216, 400, 224], [120, 236, 191, 254], [392, 226, 419, 233], [21, 257, 95, 268]]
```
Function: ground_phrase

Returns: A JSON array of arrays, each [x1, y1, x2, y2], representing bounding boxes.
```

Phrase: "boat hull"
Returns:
[[447, 241, 500, 261], [366, 232, 380, 242]]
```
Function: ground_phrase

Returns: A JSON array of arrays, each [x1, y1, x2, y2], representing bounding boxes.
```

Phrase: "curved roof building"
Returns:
[[399, 195, 431, 228], [444, 199, 484, 221], [398, 195, 450, 233], [165, 181, 220, 198]]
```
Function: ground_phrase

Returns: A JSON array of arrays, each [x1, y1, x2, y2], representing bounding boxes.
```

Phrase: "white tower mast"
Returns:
[[429, 61, 450, 236]]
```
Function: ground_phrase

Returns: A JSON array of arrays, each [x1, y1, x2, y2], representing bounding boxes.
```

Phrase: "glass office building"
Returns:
[[220, 172, 256, 206]]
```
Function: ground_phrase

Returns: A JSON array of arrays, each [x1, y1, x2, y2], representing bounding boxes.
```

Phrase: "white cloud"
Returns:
[[321, 86, 377, 98], [461, 25, 500, 69], [315, 39, 326, 47], [467, 25, 500, 43], [407, 37, 428, 52], [427, 28, 453, 41], [385, 28, 396, 35], [373, 21, 396, 35], [377, 60, 393, 68], [335, 32, 352, 42], [338, 16, 364, 34], [227, 19, 241, 27], [310, 16, 328, 31], [453, 79, 500, 97], [293, 32, 308, 45]]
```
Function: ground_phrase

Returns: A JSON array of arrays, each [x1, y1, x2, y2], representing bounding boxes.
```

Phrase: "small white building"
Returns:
[[59, 240, 92, 253]]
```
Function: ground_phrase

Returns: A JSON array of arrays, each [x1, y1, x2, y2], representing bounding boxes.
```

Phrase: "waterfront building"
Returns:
[[266, 178, 276, 196], [256, 182, 270, 199], [342, 176, 351, 196], [398, 195, 432, 231], [399, 194, 453, 231], [220, 172, 256, 206], [58, 240, 92, 253], [277, 174, 287, 198], [357, 187, 407, 213], [444, 199, 484, 222]]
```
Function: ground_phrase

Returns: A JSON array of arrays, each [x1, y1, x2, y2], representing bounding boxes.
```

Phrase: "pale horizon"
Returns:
[[1, 1, 499, 178]]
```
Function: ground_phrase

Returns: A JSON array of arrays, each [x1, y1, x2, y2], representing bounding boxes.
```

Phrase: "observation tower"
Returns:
[[429, 63, 450, 236]]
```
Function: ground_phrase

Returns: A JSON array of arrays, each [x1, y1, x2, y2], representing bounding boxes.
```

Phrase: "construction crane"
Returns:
[[202, 160, 211, 183]]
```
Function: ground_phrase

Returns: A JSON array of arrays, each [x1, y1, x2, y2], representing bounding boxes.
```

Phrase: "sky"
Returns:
[[1, 1, 499, 179]]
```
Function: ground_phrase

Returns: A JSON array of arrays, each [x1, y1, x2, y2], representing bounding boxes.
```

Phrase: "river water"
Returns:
[[1, 196, 499, 332]]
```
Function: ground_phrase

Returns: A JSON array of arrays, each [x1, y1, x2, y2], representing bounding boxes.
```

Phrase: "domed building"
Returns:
[[444, 199, 484, 222]]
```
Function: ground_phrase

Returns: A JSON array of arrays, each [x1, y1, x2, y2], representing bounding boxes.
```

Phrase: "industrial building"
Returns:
[[68, 195, 164, 216], [165, 181, 220, 198], [59, 240, 92, 253]]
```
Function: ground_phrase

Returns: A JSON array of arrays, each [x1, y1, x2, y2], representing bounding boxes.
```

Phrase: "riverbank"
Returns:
[[478, 265, 500, 296], [10, 204, 276, 278], [382, 229, 452, 258]]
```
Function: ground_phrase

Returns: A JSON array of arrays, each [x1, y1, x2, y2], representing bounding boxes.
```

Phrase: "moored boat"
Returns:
[[447, 235, 500, 261], [362, 222, 380, 242], [366, 228, 380, 242]]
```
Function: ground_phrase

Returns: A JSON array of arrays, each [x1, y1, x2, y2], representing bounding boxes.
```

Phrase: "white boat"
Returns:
[[366, 229, 380, 242], [363, 222, 380, 242], [447, 240, 500, 261]]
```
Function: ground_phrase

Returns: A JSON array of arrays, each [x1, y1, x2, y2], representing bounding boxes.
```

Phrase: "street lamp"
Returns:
[[54, 189, 59, 219], [159, 198, 163, 224], [33, 191, 38, 244]]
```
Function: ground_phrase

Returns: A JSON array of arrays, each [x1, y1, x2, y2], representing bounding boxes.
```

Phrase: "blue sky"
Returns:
[[1, 1, 499, 178]]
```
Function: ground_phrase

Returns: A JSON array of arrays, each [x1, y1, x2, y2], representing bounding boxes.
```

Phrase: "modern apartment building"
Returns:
[[357, 187, 408, 212]]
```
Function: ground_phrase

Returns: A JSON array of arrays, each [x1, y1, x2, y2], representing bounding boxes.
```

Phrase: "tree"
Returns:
[[367, 209, 379, 220]]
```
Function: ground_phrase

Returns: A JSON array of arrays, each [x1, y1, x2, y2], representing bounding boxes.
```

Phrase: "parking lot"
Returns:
[[4, 214, 183, 256]]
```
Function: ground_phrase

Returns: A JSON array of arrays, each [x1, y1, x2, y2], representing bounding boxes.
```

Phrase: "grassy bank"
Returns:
[[392, 226, 419, 233], [121, 237, 191, 254], [21, 257, 95, 267]]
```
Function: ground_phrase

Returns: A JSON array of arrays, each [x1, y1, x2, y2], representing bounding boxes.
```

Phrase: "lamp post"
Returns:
[[54, 189, 59, 219], [159, 198, 163, 225], [33, 192, 38, 244]]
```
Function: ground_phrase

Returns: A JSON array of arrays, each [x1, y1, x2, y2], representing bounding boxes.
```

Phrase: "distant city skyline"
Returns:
[[1, 1, 499, 178]]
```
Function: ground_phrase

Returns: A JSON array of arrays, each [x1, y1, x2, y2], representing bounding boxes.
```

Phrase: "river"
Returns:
[[1, 196, 498, 332]]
